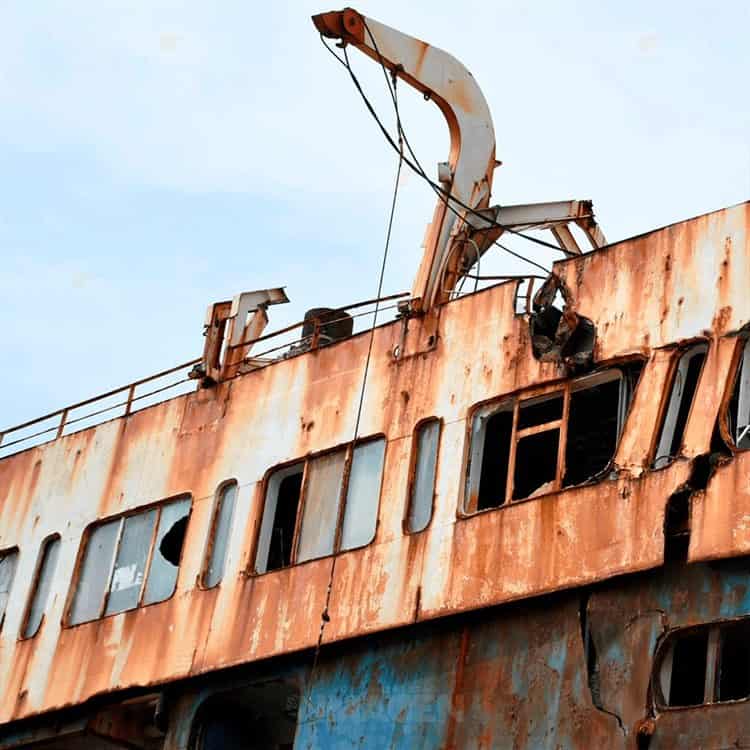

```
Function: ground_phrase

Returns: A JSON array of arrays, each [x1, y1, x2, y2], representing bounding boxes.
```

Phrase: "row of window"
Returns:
[[1, 337, 748, 634]]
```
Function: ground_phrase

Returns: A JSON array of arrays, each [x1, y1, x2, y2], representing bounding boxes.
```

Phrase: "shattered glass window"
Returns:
[[142, 498, 191, 605], [67, 497, 191, 624], [23, 535, 61, 639]]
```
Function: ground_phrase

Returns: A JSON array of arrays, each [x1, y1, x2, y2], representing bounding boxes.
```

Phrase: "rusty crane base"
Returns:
[[2, 4, 750, 748]]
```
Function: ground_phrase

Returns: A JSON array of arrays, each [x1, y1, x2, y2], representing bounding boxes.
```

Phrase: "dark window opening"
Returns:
[[654, 345, 708, 469], [668, 629, 708, 706], [476, 409, 512, 510], [517, 393, 563, 429], [191, 682, 299, 750], [254, 437, 385, 573], [267, 472, 303, 571], [513, 429, 559, 500], [718, 623, 750, 702], [160, 516, 188, 565], [564, 378, 621, 487], [663, 490, 691, 564], [656, 620, 750, 709], [467, 364, 642, 512]]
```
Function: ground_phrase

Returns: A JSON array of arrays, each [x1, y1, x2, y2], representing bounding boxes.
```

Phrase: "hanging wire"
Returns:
[[320, 32, 557, 273], [303, 67, 406, 716]]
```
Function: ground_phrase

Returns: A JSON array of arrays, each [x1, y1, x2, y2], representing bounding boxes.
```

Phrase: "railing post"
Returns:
[[56, 409, 69, 439], [124, 384, 136, 416], [310, 318, 321, 351]]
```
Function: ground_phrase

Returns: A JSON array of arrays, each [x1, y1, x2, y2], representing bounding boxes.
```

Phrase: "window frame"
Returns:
[[653, 618, 750, 711], [719, 336, 750, 452], [462, 361, 643, 515], [252, 434, 387, 575], [0, 546, 20, 633], [19, 533, 61, 640], [199, 480, 239, 590], [403, 417, 442, 535], [64, 494, 192, 627], [650, 340, 710, 470]]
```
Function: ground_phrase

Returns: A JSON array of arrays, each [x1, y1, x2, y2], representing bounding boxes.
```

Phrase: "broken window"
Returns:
[[254, 437, 386, 573], [255, 464, 304, 574], [406, 419, 441, 533], [726, 338, 750, 450], [657, 619, 750, 708], [68, 496, 191, 625], [653, 343, 708, 469], [202, 481, 238, 589], [0, 548, 19, 631], [465, 363, 643, 511], [22, 535, 61, 639]]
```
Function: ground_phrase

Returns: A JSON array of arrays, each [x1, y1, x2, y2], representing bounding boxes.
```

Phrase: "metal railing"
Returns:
[[0, 292, 411, 459]]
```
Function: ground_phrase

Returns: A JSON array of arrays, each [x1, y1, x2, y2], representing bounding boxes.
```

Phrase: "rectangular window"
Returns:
[[406, 419, 441, 533], [465, 364, 642, 512], [0, 548, 19, 631], [254, 437, 386, 573], [653, 343, 708, 469], [68, 496, 191, 625], [340, 439, 386, 550], [657, 619, 750, 708], [202, 481, 238, 589], [255, 465, 304, 574], [727, 338, 750, 450], [22, 535, 61, 639]]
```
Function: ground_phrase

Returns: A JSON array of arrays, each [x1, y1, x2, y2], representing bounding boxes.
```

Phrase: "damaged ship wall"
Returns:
[[0, 202, 748, 731]]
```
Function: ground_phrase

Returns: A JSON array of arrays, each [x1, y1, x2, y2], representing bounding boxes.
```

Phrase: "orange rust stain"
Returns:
[[1, 203, 749, 724], [414, 41, 429, 79]]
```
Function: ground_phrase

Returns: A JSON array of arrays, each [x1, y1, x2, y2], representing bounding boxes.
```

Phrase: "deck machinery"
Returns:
[[1, 8, 749, 750]]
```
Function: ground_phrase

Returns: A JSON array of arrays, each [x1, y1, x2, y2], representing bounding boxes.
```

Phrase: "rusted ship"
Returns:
[[1, 8, 750, 749]]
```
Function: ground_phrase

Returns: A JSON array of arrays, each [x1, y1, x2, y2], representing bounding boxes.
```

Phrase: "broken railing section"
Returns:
[[529, 274, 597, 373], [194, 290, 412, 386]]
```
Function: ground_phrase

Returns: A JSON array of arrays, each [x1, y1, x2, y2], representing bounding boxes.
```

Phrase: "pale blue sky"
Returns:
[[1, 0, 748, 428]]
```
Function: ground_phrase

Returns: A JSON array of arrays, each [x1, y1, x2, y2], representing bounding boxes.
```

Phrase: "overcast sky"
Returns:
[[1, 0, 748, 429]]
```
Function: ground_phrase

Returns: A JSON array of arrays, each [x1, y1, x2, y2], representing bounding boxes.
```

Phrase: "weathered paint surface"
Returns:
[[0, 203, 749, 727]]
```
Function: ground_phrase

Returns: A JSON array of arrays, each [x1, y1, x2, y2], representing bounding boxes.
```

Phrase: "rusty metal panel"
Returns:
[[0, 203, 749, 726], [298, 595, 618, 749], [588, 560, 750, 747]]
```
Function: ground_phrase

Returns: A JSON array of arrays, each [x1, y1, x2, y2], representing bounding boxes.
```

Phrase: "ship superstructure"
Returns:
[[1, 9, 749, 750]]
